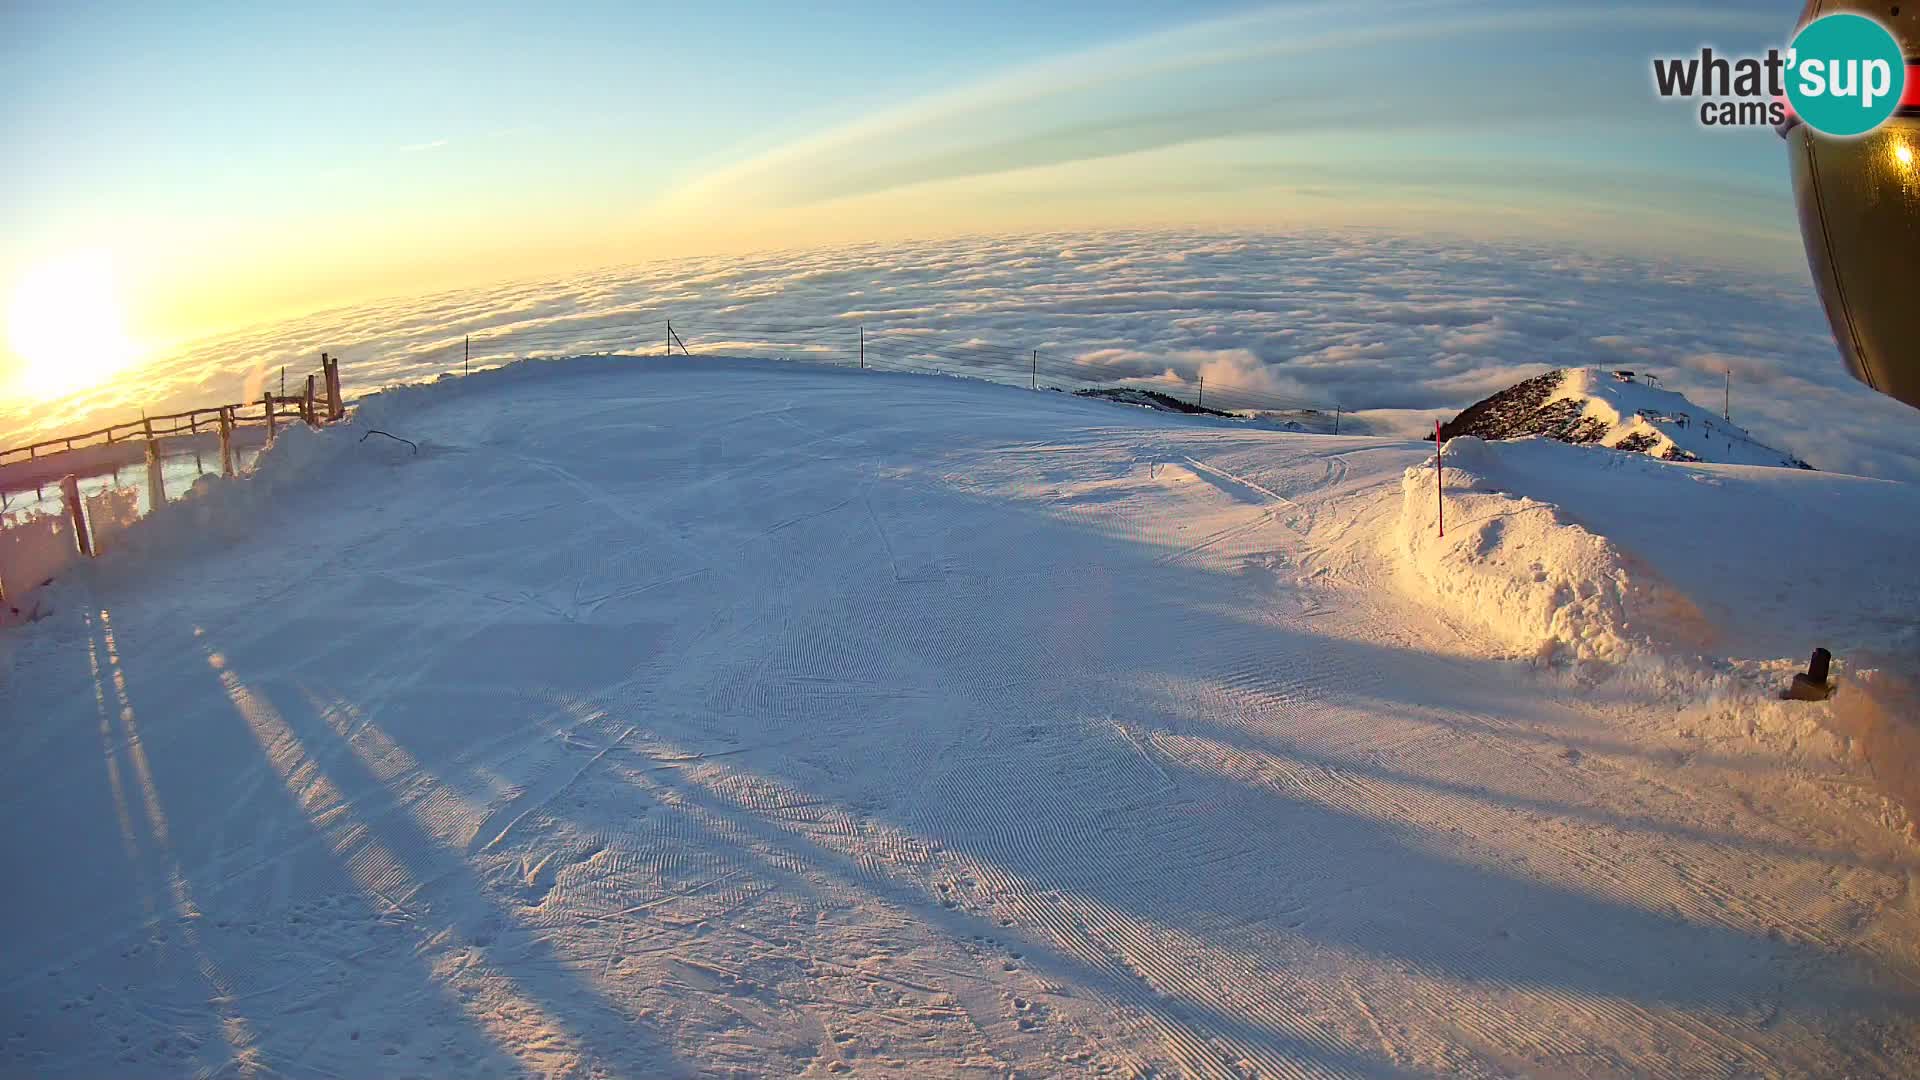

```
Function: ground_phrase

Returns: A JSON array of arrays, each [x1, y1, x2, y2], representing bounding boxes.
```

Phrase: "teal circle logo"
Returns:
[[1788, 13, 1906, 137]]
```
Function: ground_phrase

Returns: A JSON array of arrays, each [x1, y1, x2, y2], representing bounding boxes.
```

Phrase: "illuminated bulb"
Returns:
[[1897, 143, 1915, 168]]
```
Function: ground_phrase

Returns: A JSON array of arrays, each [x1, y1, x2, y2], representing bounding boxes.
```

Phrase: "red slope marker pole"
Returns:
[[1435, 420, 1444, 538]]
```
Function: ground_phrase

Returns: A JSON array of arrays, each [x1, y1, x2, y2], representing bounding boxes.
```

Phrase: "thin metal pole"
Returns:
[[1725, 368, 1731, 421], [1031, 349, 1037, 390], [1435, 420, 1445, 538], [1198, 374, 1204, 410], [860, 324, 865, 369]]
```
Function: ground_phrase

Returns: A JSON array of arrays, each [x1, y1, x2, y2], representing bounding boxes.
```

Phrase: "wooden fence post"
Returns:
[[304, 374, 317, 428], [264, 392, 277, 444], [218, 407, 235, 477], [60, 474, 93, 558], [325, 355, 343, 420], [145, 438, 166, 509]]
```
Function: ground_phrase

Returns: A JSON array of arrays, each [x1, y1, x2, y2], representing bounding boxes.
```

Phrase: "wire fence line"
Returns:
[[0, 316, 1340, 607], [0, 354, 341, 467], [386, 315, 1340, 421], [4, 318, 1336, 505]]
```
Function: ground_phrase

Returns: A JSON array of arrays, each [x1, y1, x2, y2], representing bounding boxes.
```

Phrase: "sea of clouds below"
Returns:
[[6, 229, 1918, 484]]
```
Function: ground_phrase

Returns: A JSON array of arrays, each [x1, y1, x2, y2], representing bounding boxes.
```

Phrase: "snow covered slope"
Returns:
[[1397, 435, 1920, 668], [3, 356, 1917, 1079], [1442, 367, 1813, 468]]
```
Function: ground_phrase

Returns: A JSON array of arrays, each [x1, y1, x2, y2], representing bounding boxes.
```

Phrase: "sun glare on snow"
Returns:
[[5, 251, 141, 400]]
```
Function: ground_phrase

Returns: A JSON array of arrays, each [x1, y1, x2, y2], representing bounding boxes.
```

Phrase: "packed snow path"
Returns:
[[4, 359, 1917, 1078]]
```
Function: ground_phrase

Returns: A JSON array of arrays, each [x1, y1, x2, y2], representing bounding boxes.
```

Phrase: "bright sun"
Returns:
[[6, 251, 140, 401]]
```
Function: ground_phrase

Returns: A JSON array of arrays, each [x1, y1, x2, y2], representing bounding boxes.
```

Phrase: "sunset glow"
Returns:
[[5, 252, 140, 402], [6, 5, 1920, 1079], [0, 2, 1806, 434]]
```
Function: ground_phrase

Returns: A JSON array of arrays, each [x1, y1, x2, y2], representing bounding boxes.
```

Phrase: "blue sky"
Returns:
[[1, 0, 1813, 400]]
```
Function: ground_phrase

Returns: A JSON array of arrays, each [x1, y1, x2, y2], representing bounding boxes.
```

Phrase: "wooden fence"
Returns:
[[0, 354, 348, 606], [0, 353, 345, 466]]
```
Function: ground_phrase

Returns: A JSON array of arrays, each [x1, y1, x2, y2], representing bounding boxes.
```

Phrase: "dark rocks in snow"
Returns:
[[1440, 371, 1595, 443], [1075, 387, 1234, 418], [1439, 367, 1812, 470], [1613, 431, 1662, 455], [1437, 373, 1609, 447]]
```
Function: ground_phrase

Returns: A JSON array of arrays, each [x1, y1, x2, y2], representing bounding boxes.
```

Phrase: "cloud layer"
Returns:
[[6, 229, 1916, 483]]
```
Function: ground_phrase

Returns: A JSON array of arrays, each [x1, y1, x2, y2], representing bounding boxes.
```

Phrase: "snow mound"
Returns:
[[1396, 435, 1920, 669], [1395, 437, 1712, 666], [70, 417, 393, 599], [1442, 368, 1812, 469]]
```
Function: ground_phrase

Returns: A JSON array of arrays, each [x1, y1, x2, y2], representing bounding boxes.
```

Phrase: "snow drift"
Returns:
[[1395, 437, 1713, 666], [1397, 434, 1920, 669]]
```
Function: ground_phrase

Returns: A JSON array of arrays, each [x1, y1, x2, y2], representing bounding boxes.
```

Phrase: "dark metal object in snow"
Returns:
[[1785, 648, 1834, 702], [360, 430, 419, 455]]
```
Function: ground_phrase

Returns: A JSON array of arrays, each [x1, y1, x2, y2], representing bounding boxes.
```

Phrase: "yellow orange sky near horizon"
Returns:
[[2, 4, 1810, 416], [0, 156, 1803, 418]]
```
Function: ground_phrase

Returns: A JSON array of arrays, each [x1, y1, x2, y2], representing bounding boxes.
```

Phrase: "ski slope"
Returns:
[[3, 357, 1917, 1078]]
